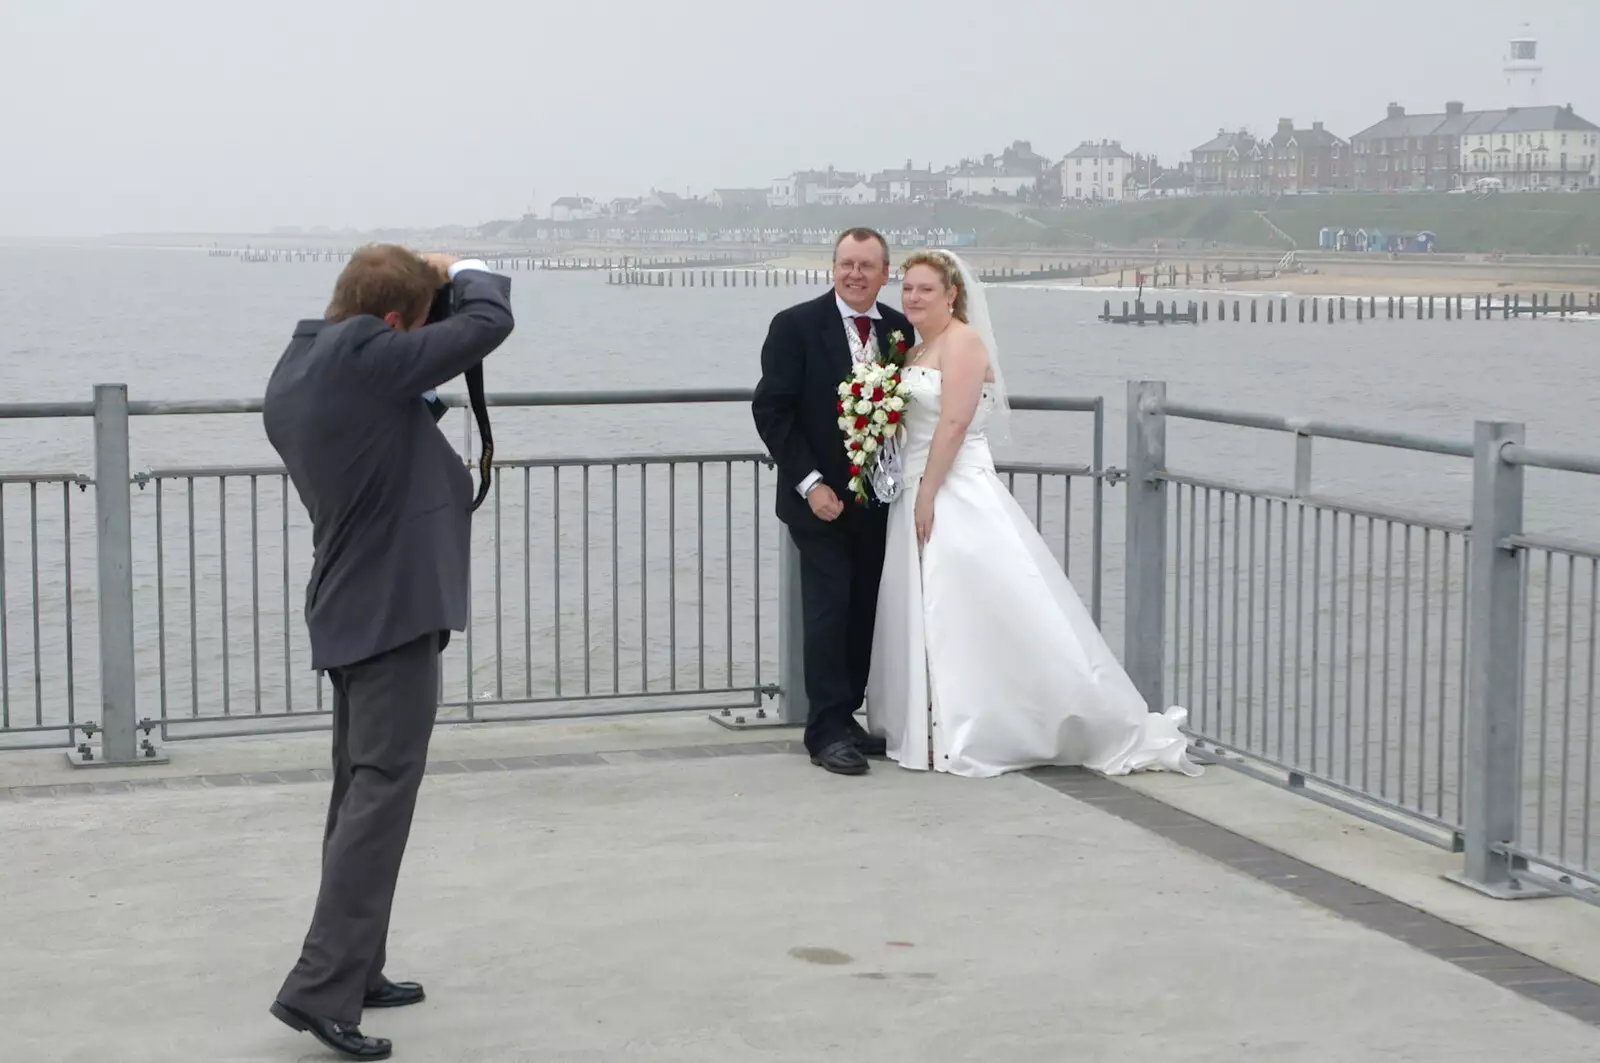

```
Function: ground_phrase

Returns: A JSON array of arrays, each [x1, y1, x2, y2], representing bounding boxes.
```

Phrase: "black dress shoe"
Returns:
[[364, 979, 425, 1009], [270, 1000, 392, 1060], [854, 732, 887, 758], [810, 738, 869, 775]]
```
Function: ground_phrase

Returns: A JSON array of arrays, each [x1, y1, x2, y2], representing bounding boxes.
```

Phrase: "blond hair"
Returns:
[[899, 250, 968, 322]]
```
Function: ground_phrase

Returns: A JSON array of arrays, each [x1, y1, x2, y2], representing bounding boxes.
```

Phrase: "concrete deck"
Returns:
[[3, 716, 1600, 1062]]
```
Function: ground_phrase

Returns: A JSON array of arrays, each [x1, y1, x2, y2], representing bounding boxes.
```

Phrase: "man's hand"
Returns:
[[807, 483, 845, 522], [420, 252, 460, 284]]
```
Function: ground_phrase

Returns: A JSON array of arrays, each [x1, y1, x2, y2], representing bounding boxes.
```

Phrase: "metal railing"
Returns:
[[3, 380, 1596, 907], [1123, 381, 1600, 904], [0, 385, 1105, 752]]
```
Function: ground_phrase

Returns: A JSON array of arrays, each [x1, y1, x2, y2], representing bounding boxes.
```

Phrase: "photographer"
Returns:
[[262, 244, 513, 1060]]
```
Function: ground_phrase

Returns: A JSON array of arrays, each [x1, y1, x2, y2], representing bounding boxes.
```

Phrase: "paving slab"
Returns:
[[3, 747, 1599, 1062]]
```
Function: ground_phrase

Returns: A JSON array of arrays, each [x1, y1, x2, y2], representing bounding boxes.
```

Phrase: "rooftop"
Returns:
[[1193, 129, 1256, 155], [1355, 102, 1600, 140], [1065, 140, 1135, 160]]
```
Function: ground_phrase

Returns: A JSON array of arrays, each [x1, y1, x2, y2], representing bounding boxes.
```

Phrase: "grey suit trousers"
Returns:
[[277, 632, 440, 1024]]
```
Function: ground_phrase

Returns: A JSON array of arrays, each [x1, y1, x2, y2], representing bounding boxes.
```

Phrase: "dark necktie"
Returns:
[[852, 315, 872, 348]]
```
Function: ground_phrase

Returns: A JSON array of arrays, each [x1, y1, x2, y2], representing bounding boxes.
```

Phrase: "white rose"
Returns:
[[837, 416, 853, 431], [848, 476, 862, 493], [872, 409, 888, 425], [854, 398, 874, 415], [886, 396, 905, 412], [837, 382, 852, 398], [863, 436, 879, 453]]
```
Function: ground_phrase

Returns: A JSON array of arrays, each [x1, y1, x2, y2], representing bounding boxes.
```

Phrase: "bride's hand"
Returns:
[[914, 490, 934, 545]]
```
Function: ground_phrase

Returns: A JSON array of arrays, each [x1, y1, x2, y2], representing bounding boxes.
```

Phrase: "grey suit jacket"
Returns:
[[263, 267, 515, 672]]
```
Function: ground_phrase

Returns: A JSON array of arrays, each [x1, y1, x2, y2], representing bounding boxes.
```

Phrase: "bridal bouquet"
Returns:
[[837, 330, 910, 505]]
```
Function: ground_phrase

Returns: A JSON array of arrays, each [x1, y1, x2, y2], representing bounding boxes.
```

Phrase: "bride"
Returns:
[[864, 249, 1202, 779]]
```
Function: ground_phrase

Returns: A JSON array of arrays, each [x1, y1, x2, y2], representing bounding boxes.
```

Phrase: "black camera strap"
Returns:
[[464, 364, 493, 512], [426, 281, 493, 513]]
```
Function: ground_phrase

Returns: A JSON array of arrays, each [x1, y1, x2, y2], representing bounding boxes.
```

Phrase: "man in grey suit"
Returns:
[[262, 244, 514, 1060]]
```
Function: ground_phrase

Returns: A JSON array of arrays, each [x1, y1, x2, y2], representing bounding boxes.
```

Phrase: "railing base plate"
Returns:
[[707, 710, 795, 731], [65, 749, 171, 770], [1442, 870, 1559, 901]]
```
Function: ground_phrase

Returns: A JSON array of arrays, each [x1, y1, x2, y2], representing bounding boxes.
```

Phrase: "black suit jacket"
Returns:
[[262, 267, 515, 671], [751, 291, 914, 528]]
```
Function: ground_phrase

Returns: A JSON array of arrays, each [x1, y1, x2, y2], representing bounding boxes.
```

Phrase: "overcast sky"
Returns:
[[2, 0, 1596, 237]]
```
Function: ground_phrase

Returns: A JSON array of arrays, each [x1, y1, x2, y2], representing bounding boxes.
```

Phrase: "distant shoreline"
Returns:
[[11, 235, 1600, 295]]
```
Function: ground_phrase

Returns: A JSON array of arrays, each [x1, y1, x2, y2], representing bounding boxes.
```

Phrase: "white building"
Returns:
[[871, 163, 948, 202], [1062, 140, 1134, 200], [766, 175, 798, 208], [550, 196, 599, 221], [708, 188, 767, 209], [1504, 23, 1543, 109], [1459, 105, 1600, 190], [815, 181, 877, 205], [768, 168, 868, 207], [945, 154, 1037, 198], [1461, 25, 1600, 190]]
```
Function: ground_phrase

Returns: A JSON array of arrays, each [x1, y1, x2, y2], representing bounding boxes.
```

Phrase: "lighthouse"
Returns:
[[1503, 24, 1543, 108]]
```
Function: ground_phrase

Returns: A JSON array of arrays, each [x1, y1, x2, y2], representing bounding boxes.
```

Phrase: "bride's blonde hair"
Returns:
[[900, 250, 969, 323]]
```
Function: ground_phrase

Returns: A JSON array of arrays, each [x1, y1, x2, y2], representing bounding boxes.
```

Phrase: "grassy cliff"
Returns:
[[504, 192, 1600, 255], [1029, 193, 1600, 254]]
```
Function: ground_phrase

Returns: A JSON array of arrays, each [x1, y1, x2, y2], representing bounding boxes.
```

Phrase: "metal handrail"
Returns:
[[1502, 443, 1600, 476], [1156, 398, 1473, 458], [0, 388, 1105, 419]]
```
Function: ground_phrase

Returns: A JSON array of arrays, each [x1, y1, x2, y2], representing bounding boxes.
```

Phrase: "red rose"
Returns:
[[850, 382, 863, 396], [887, 410, 901, 424], [855, 415, 869, 429], [849, 464, 861, 475], [836, 399, 845, 414], [895, 341, 907, 353], [871, 387, 884, 402], [848, 439, 860, 450]]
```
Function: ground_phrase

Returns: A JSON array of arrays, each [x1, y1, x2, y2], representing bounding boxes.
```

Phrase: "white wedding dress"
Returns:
[[865, 363, 1203, 779]]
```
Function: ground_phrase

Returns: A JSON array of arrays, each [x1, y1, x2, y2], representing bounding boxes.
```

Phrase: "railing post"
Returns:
[[1293, 430, 1313, 497], [776, 528, 810, 726], [72, 384, 152, 766], [1450, 419, 1533, 897], [1124, 380, 1168, 710]]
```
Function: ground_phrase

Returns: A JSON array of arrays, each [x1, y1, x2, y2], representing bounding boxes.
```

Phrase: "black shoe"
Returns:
[[270, 1000, 393, 1060], [853, 732, 887, 758], [810, 738, 869, 775], [363, 979, 425, 1009]]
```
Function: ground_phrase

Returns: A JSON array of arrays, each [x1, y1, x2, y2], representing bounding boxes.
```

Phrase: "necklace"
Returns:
[[907, 324, 951, 368]]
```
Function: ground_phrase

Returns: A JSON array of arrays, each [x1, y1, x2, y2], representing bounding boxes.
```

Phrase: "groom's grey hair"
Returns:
[[833, 227, 890, 268]]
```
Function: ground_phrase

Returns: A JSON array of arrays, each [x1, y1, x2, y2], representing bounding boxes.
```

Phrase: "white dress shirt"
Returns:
[[797, 297, 884, 498]]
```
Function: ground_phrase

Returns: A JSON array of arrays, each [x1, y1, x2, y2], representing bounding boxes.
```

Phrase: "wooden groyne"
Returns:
[[607, 260, 1127, 288], [1118, 262, 1283, 287], [1100, 300, 1201, 326], [611, 268, 840, 287], [1100, 292, 1600, 325]]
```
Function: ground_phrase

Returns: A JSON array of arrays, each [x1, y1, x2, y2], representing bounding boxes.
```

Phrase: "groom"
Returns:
[[752, 227, 913, 776]]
